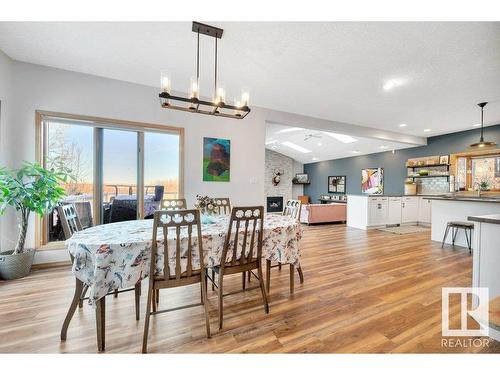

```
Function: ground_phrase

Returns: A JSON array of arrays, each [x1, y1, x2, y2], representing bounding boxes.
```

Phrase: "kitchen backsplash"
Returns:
[[417, 178, 449, 195]]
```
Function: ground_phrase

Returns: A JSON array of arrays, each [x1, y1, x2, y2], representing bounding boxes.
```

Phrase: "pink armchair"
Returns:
[[300, 203, 346, 224]]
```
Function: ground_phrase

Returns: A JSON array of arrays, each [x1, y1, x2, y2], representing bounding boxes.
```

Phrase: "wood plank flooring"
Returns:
[[0, 224, 498, 353]]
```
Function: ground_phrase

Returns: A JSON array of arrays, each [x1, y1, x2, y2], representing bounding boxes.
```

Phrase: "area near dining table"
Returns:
[[61, 212, 303, 351]]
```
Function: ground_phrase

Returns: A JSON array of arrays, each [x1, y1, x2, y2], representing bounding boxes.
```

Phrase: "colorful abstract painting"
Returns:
[[361, 168, 384, 194], [203, 137, 230, 182]]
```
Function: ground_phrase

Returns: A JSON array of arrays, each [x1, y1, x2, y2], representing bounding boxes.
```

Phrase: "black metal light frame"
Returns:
[[159, 22, 251, 119]]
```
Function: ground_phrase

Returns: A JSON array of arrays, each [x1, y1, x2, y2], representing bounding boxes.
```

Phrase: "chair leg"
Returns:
[[156, 289, 160, 305], [297, 266, 304, 284], [152, 289, 157, 313], [247, 270, 251, 282], [242, 271, 246, 290], [142, 284, 154, 353], [452, 227, 458, 246], [465, 228, 471, 253], [114, 289, 118, 298], [289, 264, 295, 294], [79, 284, 89, 308], [266, 259, 271, 294], [441, 225, 450, 248], [218, 273, 224, 330], [211, 270, 215, 291], [257, 264, 270, 314], [201, 270, 211, 338], [95, 296, 106, 352], [278, 263, 282, 271], [134, 282, 141, 321], [61, 278, 84, 341]]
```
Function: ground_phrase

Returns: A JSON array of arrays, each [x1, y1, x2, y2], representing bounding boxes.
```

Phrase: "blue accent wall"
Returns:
[[304, 124, 500, 200]]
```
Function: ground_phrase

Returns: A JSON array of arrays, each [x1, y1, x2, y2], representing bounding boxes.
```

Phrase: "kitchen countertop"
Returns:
[[428, 196, 500, 203], [346, 194, 445, 198], [468, 214, 500, 224]]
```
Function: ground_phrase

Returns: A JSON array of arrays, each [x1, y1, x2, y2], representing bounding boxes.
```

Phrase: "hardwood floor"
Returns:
[[0, 224, 498, 353]]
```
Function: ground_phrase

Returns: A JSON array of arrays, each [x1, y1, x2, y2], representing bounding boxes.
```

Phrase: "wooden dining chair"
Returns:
[[142, 209, 211, 353], [208, 206, 269, 330], [59, 204, 141, 350], [212, 198, 231, 215], [160, 198, 187, 210], [265, 199, 304, 294]]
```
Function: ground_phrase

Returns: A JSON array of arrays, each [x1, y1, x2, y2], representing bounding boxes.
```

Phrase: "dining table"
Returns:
[[60, 213, 303, 351]]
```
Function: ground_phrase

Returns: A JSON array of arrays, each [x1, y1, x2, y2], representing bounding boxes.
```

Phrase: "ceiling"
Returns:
[[0, 22, 499, 137], [266, 123, 414, 164]]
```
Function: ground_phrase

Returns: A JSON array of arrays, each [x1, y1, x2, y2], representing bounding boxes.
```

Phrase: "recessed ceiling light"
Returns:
[[324, 132, 357, 144], [352, 150, 360, 154], [472, 123, 481, 127], [399, 123, 407, 128], [277, 127, 302, 134], [312, 157, 319, 161], [383, 79, 405, 91], [424, 129, 431, 132], [265, 140, 277, 145], [379, 145, 388, 149], [317, 142, 322, 146], [281, 141, 311, 154]]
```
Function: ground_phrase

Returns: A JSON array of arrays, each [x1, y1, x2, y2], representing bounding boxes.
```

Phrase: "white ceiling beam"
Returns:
[[263, 108, 427, 146]]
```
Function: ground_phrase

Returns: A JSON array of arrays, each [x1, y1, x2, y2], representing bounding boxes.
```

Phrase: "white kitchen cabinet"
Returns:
[[401, 196, 419, 223], [418, 197, 432, 224], [387, 197, 402, 225], [368, 197, 388, 226]]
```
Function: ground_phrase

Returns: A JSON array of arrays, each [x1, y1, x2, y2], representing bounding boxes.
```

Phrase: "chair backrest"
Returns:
[[109, 199, 137, 223], [283, 199, 302, 220], [151, 209, 204, 280], [160, 198, 187, 210], [74, 201, 93, 229], [57, 204, 83, 239], [212, 198, 231, 215], [153, 185, 165, 202], [221, 206, 264, 268]]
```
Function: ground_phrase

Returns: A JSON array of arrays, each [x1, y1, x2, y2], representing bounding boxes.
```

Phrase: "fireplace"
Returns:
[[266, 196, 283, 213]]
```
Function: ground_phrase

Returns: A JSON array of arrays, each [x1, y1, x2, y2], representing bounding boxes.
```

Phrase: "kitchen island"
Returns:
[[467, 214, 500, 342], [429, 196, 500, 248]]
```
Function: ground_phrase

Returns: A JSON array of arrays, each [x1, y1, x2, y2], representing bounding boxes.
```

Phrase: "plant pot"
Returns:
[[0, 249, 35, 280]]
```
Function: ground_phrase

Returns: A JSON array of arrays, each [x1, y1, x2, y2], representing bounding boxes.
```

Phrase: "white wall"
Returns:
[[0, 61, 267, 259], [0, 50, 14, 250]]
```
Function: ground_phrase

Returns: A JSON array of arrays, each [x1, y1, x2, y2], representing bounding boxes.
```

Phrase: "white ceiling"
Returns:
[[0, 22, 499, 137], [266, 123, 414, 164]]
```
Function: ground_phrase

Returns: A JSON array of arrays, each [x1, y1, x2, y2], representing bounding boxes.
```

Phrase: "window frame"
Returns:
[[35, 110, 184, 250]]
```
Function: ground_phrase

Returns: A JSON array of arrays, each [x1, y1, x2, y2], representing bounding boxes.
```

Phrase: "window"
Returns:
[[472, 156, 500, 191], [36, 112, 183, 248]]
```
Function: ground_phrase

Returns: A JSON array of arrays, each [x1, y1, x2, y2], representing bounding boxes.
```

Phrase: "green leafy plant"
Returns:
[[0, 162, 69, 254], [480, 181, 489, 190]]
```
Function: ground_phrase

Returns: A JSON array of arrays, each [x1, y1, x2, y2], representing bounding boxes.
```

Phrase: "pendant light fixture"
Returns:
[[470, 102, 496, 148], [159, 22, 251, 119]]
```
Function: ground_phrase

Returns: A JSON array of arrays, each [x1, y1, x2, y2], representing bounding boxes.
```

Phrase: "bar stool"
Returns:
[[441, 221, 474, 254]]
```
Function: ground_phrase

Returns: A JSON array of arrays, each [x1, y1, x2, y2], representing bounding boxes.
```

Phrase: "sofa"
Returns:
[[300, 203, 347, 224]]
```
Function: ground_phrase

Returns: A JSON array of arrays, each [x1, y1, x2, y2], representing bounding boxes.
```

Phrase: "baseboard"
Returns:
[[31, 260, 71, 270]]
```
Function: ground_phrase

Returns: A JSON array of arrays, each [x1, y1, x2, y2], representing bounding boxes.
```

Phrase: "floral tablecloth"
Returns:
[[66, 214, 302, 305]]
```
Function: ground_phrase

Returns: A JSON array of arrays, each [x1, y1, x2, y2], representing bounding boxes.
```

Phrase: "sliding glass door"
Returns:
[[102, 128, 139, 224], [38, 113, 182, 247]]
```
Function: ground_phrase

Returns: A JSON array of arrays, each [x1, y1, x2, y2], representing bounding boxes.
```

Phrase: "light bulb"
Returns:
[[241, 88, 250, 107], [189, 77, 199, 99], [214, 85, 225, 105], [160, 71, 170, 93]]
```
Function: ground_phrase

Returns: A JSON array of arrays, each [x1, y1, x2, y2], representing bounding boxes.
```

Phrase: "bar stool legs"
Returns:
[[441, 222, 473, 254]]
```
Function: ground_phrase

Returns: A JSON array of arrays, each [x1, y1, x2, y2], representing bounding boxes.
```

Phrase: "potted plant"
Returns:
[[479, 181, 490, 191], [0, 162, 68, 279]]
